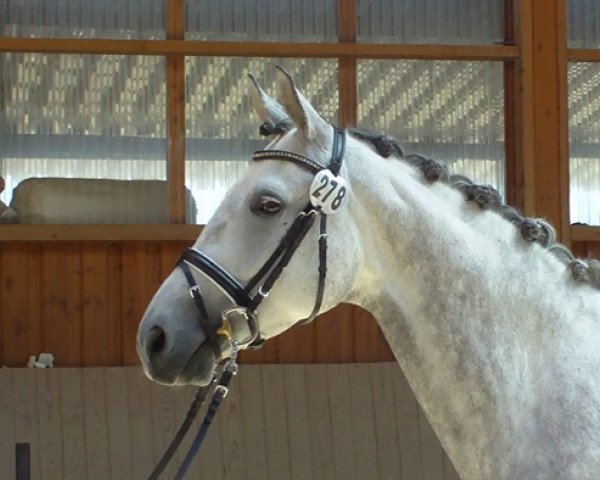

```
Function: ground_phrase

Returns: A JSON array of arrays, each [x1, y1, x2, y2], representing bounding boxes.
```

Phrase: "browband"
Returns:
[[253, 127, 345, 176], [253, 150, 322, 174]]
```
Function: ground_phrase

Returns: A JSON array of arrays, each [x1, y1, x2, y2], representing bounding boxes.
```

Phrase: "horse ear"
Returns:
[[276, 66, 329, 140], [248, 74, 289, 126]]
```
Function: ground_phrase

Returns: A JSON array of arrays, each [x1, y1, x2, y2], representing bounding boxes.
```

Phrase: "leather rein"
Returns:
[[147, 126, 347, 480]]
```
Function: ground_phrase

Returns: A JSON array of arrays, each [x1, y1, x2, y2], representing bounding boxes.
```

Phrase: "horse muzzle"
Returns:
[[137, 301, 260, 386], [137, 318, 216, 386]]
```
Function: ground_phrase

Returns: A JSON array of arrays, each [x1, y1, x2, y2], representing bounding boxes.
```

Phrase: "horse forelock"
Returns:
[[347, 127, 600, 291]]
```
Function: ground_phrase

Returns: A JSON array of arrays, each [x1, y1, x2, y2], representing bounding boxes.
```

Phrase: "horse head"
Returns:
[[137, 69, 363, 385]]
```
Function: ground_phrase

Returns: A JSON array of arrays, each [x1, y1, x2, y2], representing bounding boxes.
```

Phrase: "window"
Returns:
[[568, 0, 600, 226], [358, 60, 505, 194], [0, 0, 511, 229], [0, 53, 172, 223], [0, 0, 165, 39], [357, 0, 504, 45], [569, 62, 600, 225], [186, 0, 337, 42]]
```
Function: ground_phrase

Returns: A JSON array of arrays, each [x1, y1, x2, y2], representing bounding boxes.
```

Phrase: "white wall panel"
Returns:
[[0, 365, 459, 480]]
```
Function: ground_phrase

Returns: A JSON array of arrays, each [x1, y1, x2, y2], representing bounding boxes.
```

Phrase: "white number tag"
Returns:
[[309, 169, 348, 215]]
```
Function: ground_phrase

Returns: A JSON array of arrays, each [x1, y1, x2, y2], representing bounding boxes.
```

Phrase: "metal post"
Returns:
[[15, 443, 30, 480]]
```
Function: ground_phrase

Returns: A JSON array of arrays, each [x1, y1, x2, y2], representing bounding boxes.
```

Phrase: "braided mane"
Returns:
[[257, 122, 600, 290], [348, 127, 600, 291]]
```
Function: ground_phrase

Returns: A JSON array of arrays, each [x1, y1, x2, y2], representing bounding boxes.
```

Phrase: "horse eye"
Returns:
[[252, 195, 282, 216]]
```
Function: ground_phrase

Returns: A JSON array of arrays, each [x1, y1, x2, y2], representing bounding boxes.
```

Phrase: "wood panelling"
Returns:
[[166, 0, 186, 224], [42, 244, 83, 366], [0, 241, 392, 367], [0, 365, 459, 480], [570, 49, 600, 62], [167, 54, 186, 224], [0, 368, 16, 480], [82, 244, 123, 366], [1, 243, 43, 365], [573, 241, 600, 259], [4, 238, 594, 368], [572, 225, 600, 242]]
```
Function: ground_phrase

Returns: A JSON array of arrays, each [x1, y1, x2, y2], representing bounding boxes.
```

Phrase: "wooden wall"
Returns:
[[0, 364, 458, 480], [0, 241, 394, 368], [572, 241, 600, 260], [1, 238, 598, 368]]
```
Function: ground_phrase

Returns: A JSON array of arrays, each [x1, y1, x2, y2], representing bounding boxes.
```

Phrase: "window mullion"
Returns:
[[166, 0, 186, 224]]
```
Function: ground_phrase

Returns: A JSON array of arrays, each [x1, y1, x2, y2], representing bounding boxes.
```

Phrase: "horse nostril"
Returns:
[[147, 326, 166, 357]]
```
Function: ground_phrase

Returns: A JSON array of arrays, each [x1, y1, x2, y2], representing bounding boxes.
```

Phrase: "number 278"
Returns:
[[312, 176, 347, 210]]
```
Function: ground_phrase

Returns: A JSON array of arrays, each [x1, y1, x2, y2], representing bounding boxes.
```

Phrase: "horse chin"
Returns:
[[142, 341, 217, 387], [176, 341, 217, 386]]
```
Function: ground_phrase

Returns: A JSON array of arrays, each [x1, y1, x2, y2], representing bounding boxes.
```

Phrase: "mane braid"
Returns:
[[348, 127, 404, 159], [348, 127, 600, 291]]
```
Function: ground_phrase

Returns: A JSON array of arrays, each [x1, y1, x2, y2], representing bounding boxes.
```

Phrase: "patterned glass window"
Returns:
[[186, 0, 338, 42], [0, 54, 177, 224], [357, 0, 504, 45], [0, 0, 165, 39], [358, 60, 505, 194], [568, 0, 600, 48], [569, 62, 600, 225]]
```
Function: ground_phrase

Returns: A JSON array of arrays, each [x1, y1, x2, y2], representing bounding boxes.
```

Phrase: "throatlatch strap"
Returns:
[[248, 127, 346, 320], [297, 213, 328, 325], [329, 127, 346, 176]]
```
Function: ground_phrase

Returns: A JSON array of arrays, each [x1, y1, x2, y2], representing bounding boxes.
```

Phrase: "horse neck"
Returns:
[[343, 141, 600, 479]]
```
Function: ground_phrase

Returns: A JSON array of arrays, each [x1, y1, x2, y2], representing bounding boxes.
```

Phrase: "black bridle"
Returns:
[[178, 126, 347, 359], [148, 125, 347, 480]]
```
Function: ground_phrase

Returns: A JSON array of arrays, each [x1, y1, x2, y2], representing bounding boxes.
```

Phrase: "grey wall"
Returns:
[[0, 364, 459, 480]]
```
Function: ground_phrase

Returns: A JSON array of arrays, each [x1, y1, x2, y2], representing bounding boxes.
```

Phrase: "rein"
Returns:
[[147, 126, 347, 479]]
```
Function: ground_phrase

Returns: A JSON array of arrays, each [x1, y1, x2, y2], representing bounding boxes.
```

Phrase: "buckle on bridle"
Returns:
[[221, 307, 259, 347], [189, 285, 201, 298], [298, 208, 319, 218], [258, 286, 269, 298]]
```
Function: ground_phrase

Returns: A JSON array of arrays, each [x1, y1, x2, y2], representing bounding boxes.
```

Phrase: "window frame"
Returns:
[[0, 0, 528, 241]]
